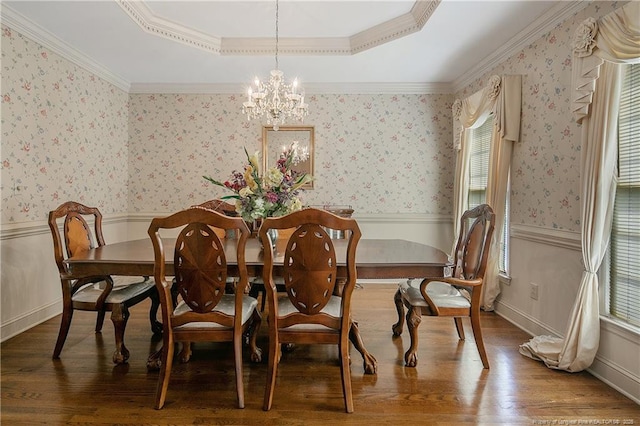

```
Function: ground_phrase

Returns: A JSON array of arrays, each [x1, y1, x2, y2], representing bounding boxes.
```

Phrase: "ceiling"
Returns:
[[1, 1, 586, 93]]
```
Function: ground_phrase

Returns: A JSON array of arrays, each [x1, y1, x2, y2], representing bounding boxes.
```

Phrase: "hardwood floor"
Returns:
[[2, 284, 638, 425]]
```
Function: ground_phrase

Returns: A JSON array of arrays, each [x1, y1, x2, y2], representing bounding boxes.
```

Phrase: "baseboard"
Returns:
[[495, 299, 640, 405], [588, 356, 640, 405], [1, 299, 61, 342], [494, 299, 563, 338]]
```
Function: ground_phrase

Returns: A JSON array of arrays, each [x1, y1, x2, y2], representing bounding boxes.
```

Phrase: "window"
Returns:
[[467, 118, 510, 274], [609, 63, 640, 327]]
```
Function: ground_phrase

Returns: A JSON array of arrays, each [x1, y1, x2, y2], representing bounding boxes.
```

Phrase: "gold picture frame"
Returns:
[[262, 125, 314, 189]]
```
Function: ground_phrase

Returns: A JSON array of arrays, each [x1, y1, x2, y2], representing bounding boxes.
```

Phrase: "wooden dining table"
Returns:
[[64, 237, 450, 374]]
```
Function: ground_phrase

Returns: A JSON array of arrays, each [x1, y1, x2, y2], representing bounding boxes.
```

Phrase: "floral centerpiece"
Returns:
[[203, 141, 312, 223]]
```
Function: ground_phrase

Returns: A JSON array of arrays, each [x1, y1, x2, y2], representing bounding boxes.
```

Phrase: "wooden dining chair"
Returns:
[[148, 208, 262, 409], [259, 208, 362, 413], [48, 201, 159, 364], [392, 204, 495, 369]]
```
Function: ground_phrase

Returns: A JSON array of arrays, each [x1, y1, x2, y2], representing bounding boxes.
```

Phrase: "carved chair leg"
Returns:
[[149, 288, 162, 336], [454, 317, 465, 340], [470, 311, 489, 369], [53, 305, 74, 359], [404, 307, 421, 367], [110, 304, 130, 364], [178, 342, 193, 363], [95, 309, 106, 332], [392, 288, 405, 336]]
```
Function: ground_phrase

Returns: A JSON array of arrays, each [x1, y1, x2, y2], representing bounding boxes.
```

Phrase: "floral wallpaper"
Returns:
[[1, 25, 130, 223], [455, 1, 624, 232], [128, 93, 455, 215], [1, 0, 622, 229]]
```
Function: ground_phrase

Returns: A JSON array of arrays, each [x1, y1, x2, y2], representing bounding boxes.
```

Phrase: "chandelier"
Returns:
[[242, 0, 308, 131]]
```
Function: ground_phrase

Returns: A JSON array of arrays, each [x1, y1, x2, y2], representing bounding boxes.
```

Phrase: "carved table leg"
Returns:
[[404, 306, 421, 367], [392, 288, 405, 336], [111, 304, 130, 364], [349, 320, 377, 374], [248, 310, 263, 363]]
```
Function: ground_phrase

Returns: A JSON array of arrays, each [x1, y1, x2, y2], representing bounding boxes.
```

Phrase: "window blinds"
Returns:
[[610, 63, 640, 327], [469, 121, 492, 194], [468, 118, 509, 274]]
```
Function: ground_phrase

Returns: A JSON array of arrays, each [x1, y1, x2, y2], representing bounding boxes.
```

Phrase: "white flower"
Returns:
[[248, 151, 260, 170], [290, 197, 302, 212], [239, 187, 254, 198], [573, 17, 598, 58], [487, 75, 501, 101], [451, 99, 462, 120], [264, 167, 283, 187]]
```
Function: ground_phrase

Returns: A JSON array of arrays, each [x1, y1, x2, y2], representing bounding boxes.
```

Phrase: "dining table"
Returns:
[[64, 237, 450, 374]]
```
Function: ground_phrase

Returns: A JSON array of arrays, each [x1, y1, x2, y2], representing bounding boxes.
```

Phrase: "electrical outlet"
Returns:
[[530, 282, 539, 300]]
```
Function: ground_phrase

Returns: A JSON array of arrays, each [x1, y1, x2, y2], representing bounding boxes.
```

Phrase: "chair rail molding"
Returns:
[[510, 224, 581, 251], [0, 214, 131, 240]]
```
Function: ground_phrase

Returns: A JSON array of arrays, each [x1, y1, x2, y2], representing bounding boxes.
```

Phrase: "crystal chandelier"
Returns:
[[242, 0, 308, 131]]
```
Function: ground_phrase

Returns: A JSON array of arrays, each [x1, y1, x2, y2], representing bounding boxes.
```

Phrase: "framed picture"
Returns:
[[262, 125, 314, 189]]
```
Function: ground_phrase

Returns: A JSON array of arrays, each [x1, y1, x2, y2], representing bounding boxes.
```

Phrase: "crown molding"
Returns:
[[117, 0, 440, 56], [0, 4, 130, 92], [221, 37, 352, 56], [350, 0, 440, 54], [451, 1, 591, 93], [117, 0, 222, 54], [128, 81, 453, 95]]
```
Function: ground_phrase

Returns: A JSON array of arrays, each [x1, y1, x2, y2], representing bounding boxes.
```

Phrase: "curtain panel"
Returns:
[[520, 1, 640, 372], [451, 75, 521, 310]]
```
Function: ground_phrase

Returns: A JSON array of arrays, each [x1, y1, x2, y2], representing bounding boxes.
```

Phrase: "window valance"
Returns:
[[571, 1, 640, 123], [452, 74, 521, 151]]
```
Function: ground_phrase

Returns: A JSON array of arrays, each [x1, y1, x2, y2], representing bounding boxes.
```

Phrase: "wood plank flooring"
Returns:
[[2, 284, 638, 425]]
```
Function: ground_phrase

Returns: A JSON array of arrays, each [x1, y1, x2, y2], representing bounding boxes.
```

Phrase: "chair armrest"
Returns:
[[66, 275, 114, 311], [418, 278, 440, 315], [436, 277, 483, 288], [418, 276, 483, 314]]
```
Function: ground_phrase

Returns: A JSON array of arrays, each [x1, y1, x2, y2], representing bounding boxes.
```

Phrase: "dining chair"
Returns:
[[173, 200, 242, 364], [147, 208, 262, 409], [259, 208, 362, 413], [392, 204, 495, 369], [48, 201, 159, 364]]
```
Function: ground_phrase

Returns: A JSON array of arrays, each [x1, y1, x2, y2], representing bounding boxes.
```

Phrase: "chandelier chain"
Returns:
[[275, 0, 279, 70]]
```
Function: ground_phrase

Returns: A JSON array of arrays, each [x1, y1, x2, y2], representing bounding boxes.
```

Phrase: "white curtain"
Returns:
[[484, 75, 522, 310], [519, 2, 640, 372], [451, 75, 522, 310]]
